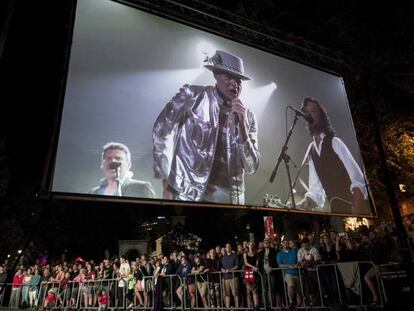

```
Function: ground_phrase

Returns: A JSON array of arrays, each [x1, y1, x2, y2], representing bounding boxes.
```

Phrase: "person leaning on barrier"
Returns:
[[115, 256, 129, 308], [57, 272, 71, 307], [110, 261, 120, 307], [84, 262, 96, 308], [360, 231, 388, 305], [125, 269, 136, 309], [297, 238, 321, 306], [90, 142, 156, 198], [204, 249, 221, 308], [276, 239, 301, 307], [307, 232, 321, 251], [258, 238, 282, 307], [141, 255, 154, 307], [9, 268, 24, 308], [191, 254, 209, 309], [71, 268, 86, 307], [220, 243, 240, 308], [153, 256, 173, 311], [236, 243, 247, 308], [21, 268, 32, 308], [319, 233, 342, 305], [176, 256, 196, 309], [134, 259, 149, 307], [243, 241, 260, 310]]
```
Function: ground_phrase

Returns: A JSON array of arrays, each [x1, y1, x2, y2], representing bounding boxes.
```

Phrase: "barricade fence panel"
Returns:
[[0, 261, 391, 310]]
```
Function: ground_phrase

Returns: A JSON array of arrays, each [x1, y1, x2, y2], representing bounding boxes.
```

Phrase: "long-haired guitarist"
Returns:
[[296, 97, 369, 215]]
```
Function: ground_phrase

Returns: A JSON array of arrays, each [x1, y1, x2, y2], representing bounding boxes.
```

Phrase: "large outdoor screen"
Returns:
[[50, 0, 375, 216]]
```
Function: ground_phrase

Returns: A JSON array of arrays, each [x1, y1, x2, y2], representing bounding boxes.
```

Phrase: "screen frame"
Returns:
[[41, 0, 378, 218]]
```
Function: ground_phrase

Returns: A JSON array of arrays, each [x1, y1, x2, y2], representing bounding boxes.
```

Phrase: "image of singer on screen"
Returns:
[[296, 97, 370, 215], [90, 142, 156, 198], [152, 50, 260, 205]]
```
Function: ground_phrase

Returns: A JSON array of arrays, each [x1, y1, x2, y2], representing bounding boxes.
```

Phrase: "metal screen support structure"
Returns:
[[115, 0, 350, 74]]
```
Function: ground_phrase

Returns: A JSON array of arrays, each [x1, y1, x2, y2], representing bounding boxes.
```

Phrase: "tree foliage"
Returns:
[[383, 117, 414, 199], [161, 223, 203, 255]]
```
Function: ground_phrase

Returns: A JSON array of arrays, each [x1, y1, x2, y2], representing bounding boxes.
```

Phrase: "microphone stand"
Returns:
[[291, 147, 310, 191], [269, 113, 300, 208], [115, 166, 122, 196]]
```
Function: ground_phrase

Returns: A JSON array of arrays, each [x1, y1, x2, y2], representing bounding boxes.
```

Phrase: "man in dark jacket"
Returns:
[[90, 142, 156, 198], [154, 256, 174, 311], [257, 239, 280, 307]]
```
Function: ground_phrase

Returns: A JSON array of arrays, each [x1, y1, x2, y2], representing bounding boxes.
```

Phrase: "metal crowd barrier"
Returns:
[[264, 261, 385, 309], [0, 261, 390, 310]]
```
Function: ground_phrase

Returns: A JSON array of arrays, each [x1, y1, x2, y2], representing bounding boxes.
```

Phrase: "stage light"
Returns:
[[241, 81, 278, 121], [7, 254, 11, 258], [196, 41, 216, 64], [18, 250, 22, 254]]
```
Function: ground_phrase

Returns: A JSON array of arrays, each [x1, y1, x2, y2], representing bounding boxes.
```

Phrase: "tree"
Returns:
[[161, 223, 203, 255]]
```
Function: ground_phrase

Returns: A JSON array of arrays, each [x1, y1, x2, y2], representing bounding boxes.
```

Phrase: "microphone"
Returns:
[[109, 161, 122, 170], [288, 106, 310, 121]]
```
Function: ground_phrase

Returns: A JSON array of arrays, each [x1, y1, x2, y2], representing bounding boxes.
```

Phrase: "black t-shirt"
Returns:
[[370, 240, 388, 264], [103, 266, 113, 279], [320, 247, 338, 263], [169, 260, 179, 274], [134, 266, 149, 280], [358, 243, 371, 261], [338, 248, 359, 262], [205, 258, 220, 283], [193, 260, 206, 283]]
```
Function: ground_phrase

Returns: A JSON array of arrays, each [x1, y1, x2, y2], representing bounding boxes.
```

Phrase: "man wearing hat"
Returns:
[[153, 50, 260, 204]]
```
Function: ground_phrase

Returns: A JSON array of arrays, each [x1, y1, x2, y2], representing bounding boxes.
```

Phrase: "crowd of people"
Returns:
[[0, 224, 409, 310]]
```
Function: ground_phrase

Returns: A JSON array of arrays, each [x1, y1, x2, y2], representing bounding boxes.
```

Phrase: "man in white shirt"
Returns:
[[296, 97, 370, 215], [117, 255, 131, 307], [297, 238, 321, 265], [297, 238, 321, 306]]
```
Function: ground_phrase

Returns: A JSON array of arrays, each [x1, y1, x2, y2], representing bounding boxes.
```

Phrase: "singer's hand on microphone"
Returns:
[[230, 99, 248, 143], [162, 179, 173, 200]]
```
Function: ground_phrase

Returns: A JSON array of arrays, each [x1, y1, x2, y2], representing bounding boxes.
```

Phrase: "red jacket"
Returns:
[[99, 293, 108, 305], [12, 274, 24, 289]]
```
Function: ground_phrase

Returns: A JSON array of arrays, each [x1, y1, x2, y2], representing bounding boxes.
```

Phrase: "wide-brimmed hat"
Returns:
[[204, 50, 251, 81]]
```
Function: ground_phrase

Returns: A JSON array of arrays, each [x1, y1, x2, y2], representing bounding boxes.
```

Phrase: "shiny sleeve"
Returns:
[[153, 84, 191, 179], [239, 109, 260, 174]]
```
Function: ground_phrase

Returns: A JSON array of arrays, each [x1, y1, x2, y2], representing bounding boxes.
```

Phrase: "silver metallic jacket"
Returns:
[[153, 84, 260, 203]]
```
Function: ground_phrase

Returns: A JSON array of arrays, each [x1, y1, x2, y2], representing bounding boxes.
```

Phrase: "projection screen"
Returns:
[[50, 0, 375, 216]]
